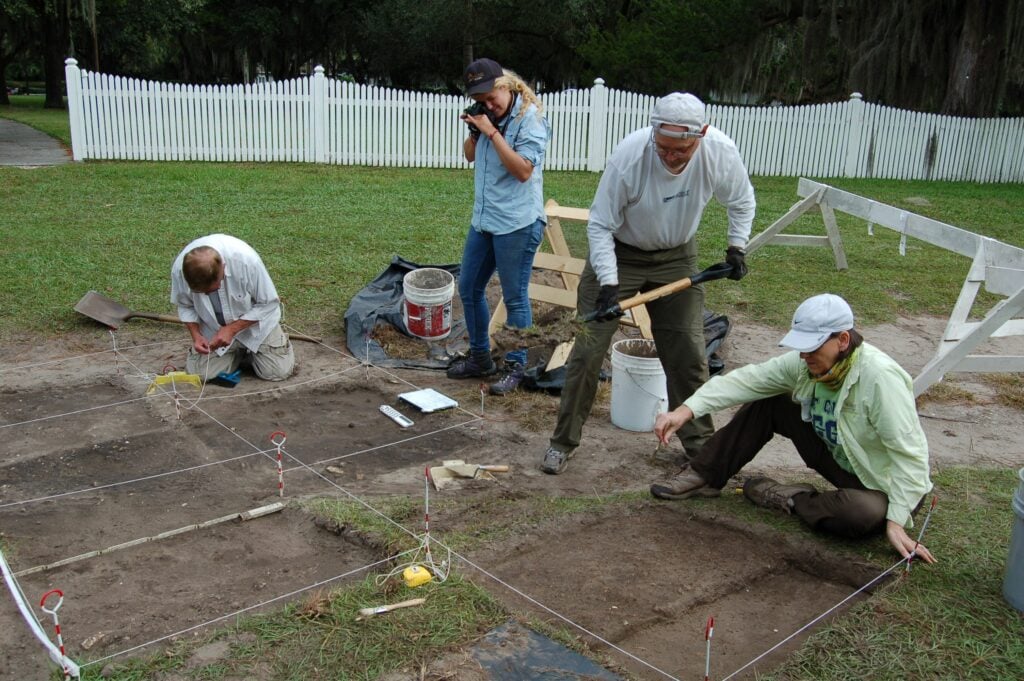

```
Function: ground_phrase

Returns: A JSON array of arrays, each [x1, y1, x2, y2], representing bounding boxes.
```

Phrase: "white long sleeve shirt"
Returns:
[[587, 126, 756, 286], [170, 234, 282, 353]]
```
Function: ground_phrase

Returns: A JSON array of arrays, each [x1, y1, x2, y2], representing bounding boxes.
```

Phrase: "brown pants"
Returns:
[[551, 240, 714, 455], [690, 395, 896, 538]]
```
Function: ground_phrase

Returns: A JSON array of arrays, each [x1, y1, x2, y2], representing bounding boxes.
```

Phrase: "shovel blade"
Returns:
[[74, 291, 133, 329]]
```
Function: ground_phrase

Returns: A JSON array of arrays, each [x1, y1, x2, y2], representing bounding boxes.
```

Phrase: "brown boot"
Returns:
[[649, 465, 721, 500], [742, 477, 816, 514]]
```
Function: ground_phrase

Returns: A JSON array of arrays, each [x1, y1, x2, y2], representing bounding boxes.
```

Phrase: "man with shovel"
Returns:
[[170, 234, 295, 382], [540, 92, 755, 474]]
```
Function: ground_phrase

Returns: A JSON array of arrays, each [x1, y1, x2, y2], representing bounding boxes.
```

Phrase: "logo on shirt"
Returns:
[[662, 189, 690, 203]]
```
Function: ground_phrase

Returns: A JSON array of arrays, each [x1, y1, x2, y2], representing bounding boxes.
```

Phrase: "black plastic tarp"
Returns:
[[345, 256, 732, 384], [344, 256, 468, 369]]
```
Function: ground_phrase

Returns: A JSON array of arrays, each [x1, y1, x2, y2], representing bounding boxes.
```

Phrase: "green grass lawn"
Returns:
[[1, 160, 1021, 345]]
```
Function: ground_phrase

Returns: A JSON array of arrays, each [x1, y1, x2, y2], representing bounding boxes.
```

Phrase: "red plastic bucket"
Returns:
[[402, 268, 455, 340]]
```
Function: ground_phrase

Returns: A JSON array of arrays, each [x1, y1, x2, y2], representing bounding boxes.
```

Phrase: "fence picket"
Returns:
[[1006, 118, 1024, 181]]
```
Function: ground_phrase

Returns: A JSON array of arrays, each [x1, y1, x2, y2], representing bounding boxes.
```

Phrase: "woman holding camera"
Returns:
[[447, 58, 551, 395]]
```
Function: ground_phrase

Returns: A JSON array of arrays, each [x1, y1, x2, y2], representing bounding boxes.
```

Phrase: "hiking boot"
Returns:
[[649, 465, 721, 500], [540, 446, 575, 475], [743, 477, 817, 514], [446, 351, 497, 379], [489, 362, 525, 396]]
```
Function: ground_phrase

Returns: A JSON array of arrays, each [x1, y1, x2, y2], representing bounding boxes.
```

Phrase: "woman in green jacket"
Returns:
[[650, 293, 936, 564]]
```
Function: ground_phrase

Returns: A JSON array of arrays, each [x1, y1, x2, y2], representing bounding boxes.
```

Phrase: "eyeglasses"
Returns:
[[652, 131, 700, 158]]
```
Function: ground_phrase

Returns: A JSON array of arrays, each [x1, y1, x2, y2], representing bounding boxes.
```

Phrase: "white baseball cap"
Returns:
[[779, 294, 855, 352], [650, 92, 707, 138]]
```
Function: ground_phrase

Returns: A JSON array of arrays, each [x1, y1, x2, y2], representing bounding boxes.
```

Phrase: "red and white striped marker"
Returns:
[[704, 615, 714, 681], [40, 589, 70, 679], [423, 466, 433, 565], [269, 431, 287, 497]]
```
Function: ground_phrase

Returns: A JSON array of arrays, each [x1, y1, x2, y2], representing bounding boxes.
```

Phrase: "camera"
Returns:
[[464, 101, 488, 118], [463, 101, 498, 137]]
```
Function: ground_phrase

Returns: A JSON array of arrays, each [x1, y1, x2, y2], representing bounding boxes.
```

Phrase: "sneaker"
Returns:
[[489, 362, 525, 396], [446, 352, 497, 379], [649, 465, 721, 500], [540, 446, 575, 475], [742, 477, 816, 514]]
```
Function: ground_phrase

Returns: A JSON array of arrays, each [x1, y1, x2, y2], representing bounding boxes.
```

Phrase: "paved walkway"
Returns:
[[0, 118, 71, 166]]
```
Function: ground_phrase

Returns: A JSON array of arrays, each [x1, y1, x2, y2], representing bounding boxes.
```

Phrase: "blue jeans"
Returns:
[[458, 219, 544, 366]]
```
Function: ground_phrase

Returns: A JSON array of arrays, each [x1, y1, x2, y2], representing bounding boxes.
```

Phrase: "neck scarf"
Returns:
[[811, 346, 860, 391]]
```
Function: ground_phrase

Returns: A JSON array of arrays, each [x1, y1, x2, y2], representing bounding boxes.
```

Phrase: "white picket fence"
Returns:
[[64, 58, 1024, 182]]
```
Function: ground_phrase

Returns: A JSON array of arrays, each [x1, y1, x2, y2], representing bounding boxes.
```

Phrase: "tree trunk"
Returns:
[[0, 66, 9, 106], [462, 0, 474, 67], [943, 0, 1008, 115], [39, 0, 70, 109]]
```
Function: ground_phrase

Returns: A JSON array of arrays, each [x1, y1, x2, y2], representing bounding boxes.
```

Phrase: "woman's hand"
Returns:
[[886, 520, 936, 564], [461, 112, 496, 139], [654, 406, 694, 445]]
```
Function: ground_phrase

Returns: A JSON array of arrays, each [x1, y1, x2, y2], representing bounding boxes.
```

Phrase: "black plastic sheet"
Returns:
[[345, 257, 731, 383]]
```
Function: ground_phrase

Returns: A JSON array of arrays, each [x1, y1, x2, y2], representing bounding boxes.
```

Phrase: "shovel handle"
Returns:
[[127, 313, 322, 343], [583, 262, 734, 322], [287, 333, 323, 344], [615, 262, 734, 312], [129, 312, 186, 324], [477, 465, 510, 472]]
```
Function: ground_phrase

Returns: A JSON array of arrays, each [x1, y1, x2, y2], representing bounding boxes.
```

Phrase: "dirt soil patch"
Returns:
[[1, 310, 1021, 680]]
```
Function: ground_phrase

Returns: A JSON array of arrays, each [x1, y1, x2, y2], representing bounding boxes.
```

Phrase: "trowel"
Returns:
[[429, 459, 509, 490]]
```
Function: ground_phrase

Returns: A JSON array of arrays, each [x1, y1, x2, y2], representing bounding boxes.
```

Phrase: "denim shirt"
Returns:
[[470, 97, 550, 234]]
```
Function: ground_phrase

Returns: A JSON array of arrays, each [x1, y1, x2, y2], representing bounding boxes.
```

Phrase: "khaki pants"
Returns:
[[550, 239, 714, 455], [186, 325, 295, 382]]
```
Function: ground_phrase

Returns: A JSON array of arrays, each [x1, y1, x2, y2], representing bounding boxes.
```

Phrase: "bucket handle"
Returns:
[[622, 365, 671, 403]]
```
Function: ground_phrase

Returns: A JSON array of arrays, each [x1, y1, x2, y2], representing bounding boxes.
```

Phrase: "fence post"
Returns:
[[587, 77, 608, 172], [64, 58, 85, 161], [843, 92, 864, 177], [313, 65, 326, 163]]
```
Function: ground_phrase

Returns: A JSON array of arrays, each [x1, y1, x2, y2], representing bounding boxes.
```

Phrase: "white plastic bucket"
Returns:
[[402, 268, 455, 340], [610, 339, 668, 432], [1003, 467, 1024, 612]]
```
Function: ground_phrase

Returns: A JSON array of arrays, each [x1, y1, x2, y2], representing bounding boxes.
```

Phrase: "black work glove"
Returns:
[[592, 284, 623, 322], [725, 246, 748, 280]]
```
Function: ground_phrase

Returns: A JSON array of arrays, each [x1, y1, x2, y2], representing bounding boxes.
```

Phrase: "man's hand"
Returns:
[[186, 322, 211, 354], [192, 336, 211, 354], [725, 246, 747, 280], [654, 406, 694, 445], [592, 284, 622, 322], [886, 520, 936, 564], [210, 319, 256, 350], [210, 326, 238, 350]]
